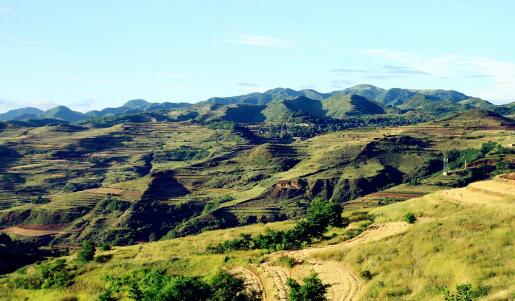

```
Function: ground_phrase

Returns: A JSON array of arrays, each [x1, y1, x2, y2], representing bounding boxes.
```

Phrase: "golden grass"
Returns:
[[314, 176, 515, 300]]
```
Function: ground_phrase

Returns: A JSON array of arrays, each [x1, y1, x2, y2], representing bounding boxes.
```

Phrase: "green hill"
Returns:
[[458, 97, 497, 110], [0, 107, 44, 121], [206, 88, 330, 105], [397, 95, 463, 116], [262, 96, 325, 122], [42, 106, 86, 122], [323, 94, 386, 118], [435, 109, 515, 127]]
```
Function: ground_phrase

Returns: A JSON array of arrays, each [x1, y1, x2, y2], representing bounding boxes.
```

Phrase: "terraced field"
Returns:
[[0, 111, 514, 247], [0, 175, 513, 300]]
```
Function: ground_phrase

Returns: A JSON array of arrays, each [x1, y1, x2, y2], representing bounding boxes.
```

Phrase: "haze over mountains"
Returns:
[[1, 84, 513, 123]]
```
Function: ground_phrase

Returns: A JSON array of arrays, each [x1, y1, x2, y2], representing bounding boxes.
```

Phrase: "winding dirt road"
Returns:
[[236, 222, 411, 301]]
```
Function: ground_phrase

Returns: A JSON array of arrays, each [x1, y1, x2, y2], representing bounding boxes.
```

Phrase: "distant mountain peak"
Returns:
[[42, 105, 85, 122], [123, 99, 150, 109]]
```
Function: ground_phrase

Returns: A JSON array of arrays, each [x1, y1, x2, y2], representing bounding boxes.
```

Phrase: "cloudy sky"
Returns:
[[1, 0, 515, 112]]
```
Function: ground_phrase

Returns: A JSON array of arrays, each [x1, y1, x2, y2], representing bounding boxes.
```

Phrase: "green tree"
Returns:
[[287, 272, 329, 301], [403, 213, 417, 224], [38, 259, 72, 288], [77, 241, 96, 263]]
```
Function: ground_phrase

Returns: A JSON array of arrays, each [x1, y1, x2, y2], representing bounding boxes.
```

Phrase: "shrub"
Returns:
[[100, 269, 259, 301], [442, 283, 489, 301], [39, 259, 72, 288], [29, 196, 50, 204], [99, 243, 112, 251], [98, 195, 130, 214], [277, 256, 296, 268], [208, 200, 343, 252], [11, 259, 72, 289], [77, 241, 96, 263], [286, 271, 329, 301], [403, 213, 417, 224], [360, 270, 373, 280]]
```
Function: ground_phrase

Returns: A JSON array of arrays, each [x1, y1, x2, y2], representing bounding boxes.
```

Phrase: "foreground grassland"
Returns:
[[316, 175, 515, 300], [1, 175, 513, 301]]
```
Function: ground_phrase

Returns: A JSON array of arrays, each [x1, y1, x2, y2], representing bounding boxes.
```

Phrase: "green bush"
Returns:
[[154, 146, 209, 162], [77, 241, 96, 263], [98, 195, 130, 214], [360, 270, 373, 280], [442, 283, 489, 301], [10, 259, 72, 289], [99, 269, 260, 301], [403, 213, 417, 224], [286, 271, 329, 301], [99, 243, 112, 251], [29, 196, 50, 204]]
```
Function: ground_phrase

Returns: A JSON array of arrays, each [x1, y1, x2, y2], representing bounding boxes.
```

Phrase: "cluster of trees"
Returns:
[[254, 115, 422, 141], [154, 145, 209, 162], [99, 269, 261, 301], [98, 195, 131, 214], [208, 200, 343, 253], [446, 142, 512, 170]]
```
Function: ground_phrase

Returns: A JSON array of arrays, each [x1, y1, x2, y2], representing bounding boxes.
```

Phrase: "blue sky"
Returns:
[[1, 0, 515, 112]]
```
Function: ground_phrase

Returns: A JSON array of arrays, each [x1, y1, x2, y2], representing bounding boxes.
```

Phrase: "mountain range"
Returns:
[[1, 84, 513, 123]]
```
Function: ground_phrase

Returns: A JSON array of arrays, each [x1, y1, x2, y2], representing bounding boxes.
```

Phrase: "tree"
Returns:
[[403, 213, 417, 224], [38, 259, 72, 288], [77, 241, 96, 263], [304, 199, 342, 237], [287, 272, 329, 301]]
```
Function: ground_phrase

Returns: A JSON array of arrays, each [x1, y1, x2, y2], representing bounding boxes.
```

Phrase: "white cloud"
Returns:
[[363, 49, 515, 102], [0, 6, 14, 15], [236, 82, 259, 87], [224, 34, 294, 47]]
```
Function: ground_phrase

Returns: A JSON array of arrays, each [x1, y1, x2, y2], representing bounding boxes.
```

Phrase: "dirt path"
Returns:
[[229, 266, 266, 300], [310, 260, 362, 301], [261, 263, 289, 301], [292, 222, 411, 259], [255, 222, 411, 301]]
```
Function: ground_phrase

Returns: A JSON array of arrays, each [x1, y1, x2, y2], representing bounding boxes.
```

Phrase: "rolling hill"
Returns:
[[0, 85, 513, 126], [42, 106, 86, 122], [0, 107, 44, 121], [323, 94, 386, 118], [262, 96, 326, 122], [205, 87, 329, 106]]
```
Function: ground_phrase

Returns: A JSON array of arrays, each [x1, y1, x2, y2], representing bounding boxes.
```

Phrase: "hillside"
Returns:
[[262, 96, 325, 122], [0, 107, 44, 121], [42, 106, 86, 122], [0, 175, 512, 300], [205, 88, 329, 106], [0, 109, 513, 246], [435, 109, 515, 128], [323, 94, 386, 118]]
